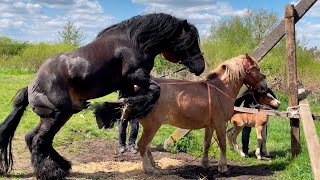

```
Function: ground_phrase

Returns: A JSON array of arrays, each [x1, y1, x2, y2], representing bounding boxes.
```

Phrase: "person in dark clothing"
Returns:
[[118, 119, 139, 154], [118, 90, 140, 154], [234, 87, 277, 157]]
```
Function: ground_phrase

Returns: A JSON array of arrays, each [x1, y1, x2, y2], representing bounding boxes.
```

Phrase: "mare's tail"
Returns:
[[122, 82, 160, 120], [93, 102, 122, 129], [0, 87, 29, 174]]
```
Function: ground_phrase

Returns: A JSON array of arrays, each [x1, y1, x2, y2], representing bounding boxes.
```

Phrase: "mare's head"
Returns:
[[241, 54, 268, 92], [254, 88, 281, 109], [207, 54, 267, 92]]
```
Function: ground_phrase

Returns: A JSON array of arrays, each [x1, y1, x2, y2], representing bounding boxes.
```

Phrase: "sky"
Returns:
[[0, 0, 319, 48]]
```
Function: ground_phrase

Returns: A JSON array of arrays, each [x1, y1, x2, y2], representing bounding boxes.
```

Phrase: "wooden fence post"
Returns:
[[285, 4, 301, 156]]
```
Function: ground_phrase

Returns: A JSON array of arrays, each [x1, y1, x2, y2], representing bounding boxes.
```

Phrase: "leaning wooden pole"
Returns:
[[299, 87, 320, 180], [285, 4, 300, 156]]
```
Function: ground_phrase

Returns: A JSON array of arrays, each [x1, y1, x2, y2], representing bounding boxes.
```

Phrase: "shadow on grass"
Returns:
[[246, 147, 291, 159], [65, 162, 283, 180]]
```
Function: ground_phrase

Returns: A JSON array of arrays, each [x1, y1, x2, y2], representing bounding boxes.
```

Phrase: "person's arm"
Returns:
[[235, 90, 249, 107]]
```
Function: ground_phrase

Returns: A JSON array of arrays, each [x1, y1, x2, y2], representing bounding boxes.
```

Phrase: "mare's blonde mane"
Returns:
[[206, 55, 247, 84]]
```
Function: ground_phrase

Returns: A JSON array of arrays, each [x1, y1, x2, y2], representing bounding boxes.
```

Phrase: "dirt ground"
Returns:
[[7, 137, 275, 180]]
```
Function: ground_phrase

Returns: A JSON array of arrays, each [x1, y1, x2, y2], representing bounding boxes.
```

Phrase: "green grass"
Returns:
[[0, 72, 319, 179]]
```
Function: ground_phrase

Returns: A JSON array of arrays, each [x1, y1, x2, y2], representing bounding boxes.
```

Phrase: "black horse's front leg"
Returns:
[[122, 68, 160, 120]]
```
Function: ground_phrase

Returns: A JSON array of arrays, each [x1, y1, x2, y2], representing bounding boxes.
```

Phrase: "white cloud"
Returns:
[[296, 19, 320, 48], [132, 0, 247, 36], [35, 0, 76, 8], [0, 19, 10, 28], [0, 0, 115, 44], [306, 1, 320, 17]]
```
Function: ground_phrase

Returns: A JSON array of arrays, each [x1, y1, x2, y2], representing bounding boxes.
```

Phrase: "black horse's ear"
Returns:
[[182, 19, 190, 32]]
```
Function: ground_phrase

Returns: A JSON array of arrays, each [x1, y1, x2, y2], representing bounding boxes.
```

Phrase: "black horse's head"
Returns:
[[121, 13, 205, 76], [161, 20, 205, 76]]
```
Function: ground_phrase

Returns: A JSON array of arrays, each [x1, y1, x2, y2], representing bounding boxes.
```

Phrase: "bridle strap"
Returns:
[[207, 83, 212, 127], [242, 57, 265, 89], [179, 52, 203, 64]]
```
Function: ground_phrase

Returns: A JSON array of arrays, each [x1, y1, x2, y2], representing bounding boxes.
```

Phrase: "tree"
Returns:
[[58, 21, 83, 47], [209, 9, 279, 48]]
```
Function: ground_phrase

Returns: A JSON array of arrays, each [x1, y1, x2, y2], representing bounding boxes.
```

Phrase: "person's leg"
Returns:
[[128, 119, 139, 146], [242, 126, 252, 155], [128, 119, 139, 154], [118, 120, 128, 152]]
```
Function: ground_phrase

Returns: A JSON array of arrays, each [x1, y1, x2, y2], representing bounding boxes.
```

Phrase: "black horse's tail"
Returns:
[[0, 87, 29, 174]]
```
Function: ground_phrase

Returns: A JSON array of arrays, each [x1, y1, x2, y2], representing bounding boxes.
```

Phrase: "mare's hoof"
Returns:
[[144, 167, 161, 175]]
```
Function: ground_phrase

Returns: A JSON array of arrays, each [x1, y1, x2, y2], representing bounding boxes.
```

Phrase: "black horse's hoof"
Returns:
[[34, 156, 71, 180]]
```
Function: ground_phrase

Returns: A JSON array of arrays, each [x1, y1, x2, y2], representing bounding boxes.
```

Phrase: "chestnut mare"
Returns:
[[227, 88, 280, 159], [137, 54, 268, 174]]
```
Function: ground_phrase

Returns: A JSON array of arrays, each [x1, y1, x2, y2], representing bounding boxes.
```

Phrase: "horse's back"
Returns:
[[141, 78, 209, 129]]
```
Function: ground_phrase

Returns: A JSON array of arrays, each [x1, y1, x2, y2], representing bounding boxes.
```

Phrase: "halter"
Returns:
[[242, 57, 265, 90], [178, 52, 204, 65]]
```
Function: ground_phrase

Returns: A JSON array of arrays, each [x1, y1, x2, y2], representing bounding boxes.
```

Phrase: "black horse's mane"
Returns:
[[96, 13, 199, 52]]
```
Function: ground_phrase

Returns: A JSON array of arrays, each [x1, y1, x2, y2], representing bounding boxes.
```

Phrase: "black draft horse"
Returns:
[[0, 13, 205, 179]]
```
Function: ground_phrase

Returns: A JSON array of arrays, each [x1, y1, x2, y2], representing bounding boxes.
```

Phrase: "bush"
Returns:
[[0, 36, 28, 56], [0, 42, 77, 71]]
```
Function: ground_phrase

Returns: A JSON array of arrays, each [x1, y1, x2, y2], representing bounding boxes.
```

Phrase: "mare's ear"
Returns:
[[245, 53, 255, 64], [182, 19, 190, 32], [245, 53, 251, 60]]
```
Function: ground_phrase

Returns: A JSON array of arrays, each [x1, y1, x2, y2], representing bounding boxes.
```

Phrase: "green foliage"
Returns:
[[0, 42, 77, 71], [58, 21, 83, 47], [167, 132, 202, 154], [203, 9, 279, 68], [0, 36, 28, 56]]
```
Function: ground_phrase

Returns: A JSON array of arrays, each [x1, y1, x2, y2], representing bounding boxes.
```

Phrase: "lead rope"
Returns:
[[287, 105, 300, 117], [159, 67, 187, 78]]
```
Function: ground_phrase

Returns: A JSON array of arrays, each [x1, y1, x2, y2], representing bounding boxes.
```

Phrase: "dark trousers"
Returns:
[[118, 119, 139, 147], [241, 126, 252, 154]]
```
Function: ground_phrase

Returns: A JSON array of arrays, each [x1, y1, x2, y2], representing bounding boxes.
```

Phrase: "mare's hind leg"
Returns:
[[215, 121, 228, 174], [31, 111, 73, 180], [147, 149, 156, 167], [201, 127, 214, 168], [138, 120, 161, 174]]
